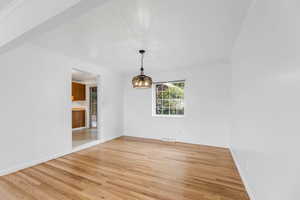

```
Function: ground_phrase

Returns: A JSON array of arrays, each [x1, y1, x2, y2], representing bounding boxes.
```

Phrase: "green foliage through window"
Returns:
[[154, 81, 185, 116]]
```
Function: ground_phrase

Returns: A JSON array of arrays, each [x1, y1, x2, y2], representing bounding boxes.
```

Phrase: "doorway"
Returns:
[[71, 69, 100, 148], [89, 86, 98, 128]]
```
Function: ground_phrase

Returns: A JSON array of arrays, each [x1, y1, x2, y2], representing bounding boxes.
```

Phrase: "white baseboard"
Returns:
[[72, 127, 87, 131], [0, 136, 255, 200], [100, 134, 122, 143], [0, 135, 121, 177], [72, 140, 101, 153], [123, 134, 228, 148], [0, 150, 69, 176], [230, 149, 256, 200]]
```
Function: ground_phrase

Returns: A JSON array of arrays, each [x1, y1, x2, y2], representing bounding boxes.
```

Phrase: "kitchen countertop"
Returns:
[[72, 107, 86, 111]]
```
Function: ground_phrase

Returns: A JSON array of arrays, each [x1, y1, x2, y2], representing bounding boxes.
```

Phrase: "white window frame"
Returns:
[[152, 80, 185, 118]]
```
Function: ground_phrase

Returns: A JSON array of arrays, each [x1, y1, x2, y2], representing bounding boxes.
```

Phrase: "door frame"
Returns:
[[71, 68, 102, 148]]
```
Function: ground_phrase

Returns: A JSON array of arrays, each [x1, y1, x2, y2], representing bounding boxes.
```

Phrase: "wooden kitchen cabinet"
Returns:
[[72, 110, 86, 128], [72, 82, 86, 101]]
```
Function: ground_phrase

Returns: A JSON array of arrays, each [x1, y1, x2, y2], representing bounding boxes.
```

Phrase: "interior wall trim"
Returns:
[[0, 136, 120, 176], [122, 134, 229, 148], [0, 150, 69, 177], [230, 148, 256, 200]]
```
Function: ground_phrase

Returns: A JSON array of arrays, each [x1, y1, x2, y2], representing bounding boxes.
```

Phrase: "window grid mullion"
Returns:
[[154, 82, 184, 116]]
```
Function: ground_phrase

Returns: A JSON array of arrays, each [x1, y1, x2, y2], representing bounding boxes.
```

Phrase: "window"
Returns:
[[153, 80, 185, 117]]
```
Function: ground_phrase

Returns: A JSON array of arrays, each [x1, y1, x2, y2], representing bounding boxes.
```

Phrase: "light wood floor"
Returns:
[[72, 128, 98, 148], [0, 136, 249, 200]]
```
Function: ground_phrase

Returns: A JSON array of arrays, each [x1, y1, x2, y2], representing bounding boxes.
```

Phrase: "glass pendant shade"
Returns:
[[132, 50, 153, 88], [132, 74, 153, 88]]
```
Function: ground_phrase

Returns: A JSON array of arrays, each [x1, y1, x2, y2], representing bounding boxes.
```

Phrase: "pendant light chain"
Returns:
[[140, 51, 144, 75], [132, 49, 153, 89]]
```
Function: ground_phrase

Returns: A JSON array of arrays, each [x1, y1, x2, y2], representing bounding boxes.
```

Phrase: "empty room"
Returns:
[[0, 0, 298, 200]]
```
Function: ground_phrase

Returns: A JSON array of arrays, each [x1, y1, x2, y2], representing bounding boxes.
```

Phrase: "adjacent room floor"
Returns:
[[0, 137, 249, 200], [72, 128, 98, 148]]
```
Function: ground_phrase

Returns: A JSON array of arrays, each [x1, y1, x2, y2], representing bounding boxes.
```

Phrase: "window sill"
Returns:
[[152, 114, 185, 118]]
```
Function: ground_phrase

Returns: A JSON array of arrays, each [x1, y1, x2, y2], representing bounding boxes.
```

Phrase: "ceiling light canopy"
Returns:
[[132, 50, 153, 89]]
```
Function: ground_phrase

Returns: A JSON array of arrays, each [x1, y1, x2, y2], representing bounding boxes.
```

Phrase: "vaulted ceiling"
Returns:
[[31, 0, 252, 73], [0, 0, 15, 17], [0, 0, 13, 10]]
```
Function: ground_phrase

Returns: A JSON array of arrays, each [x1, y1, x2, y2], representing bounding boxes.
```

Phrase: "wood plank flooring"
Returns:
[[73, 128, 98, 147], [0, 136, 250, 200]]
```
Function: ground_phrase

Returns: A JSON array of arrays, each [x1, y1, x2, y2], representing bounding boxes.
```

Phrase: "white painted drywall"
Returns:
[[230, 0, 300, 199], [0, 43, 124, 175], [29, 0, 252, 73], [123, 64, 231, 147], [0, 0, 83, 47]]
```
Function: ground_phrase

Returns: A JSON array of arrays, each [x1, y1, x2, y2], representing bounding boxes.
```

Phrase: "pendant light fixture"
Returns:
[[132, 50, 153, 88]]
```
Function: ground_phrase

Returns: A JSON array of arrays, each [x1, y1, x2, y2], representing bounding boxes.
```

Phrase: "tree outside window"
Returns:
[[154, 81, 185, 117]]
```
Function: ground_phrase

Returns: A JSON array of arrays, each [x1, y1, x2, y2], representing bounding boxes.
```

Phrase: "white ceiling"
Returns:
[[0, 0, 15, 15], [72, 69, 97, 82], [31, 0, 251, 73], [0, 0, 14, 10]]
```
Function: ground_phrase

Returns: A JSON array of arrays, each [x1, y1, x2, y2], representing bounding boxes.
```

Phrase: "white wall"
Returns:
[[0, 43, 124, 175], [230, 0, 300, 200], [124, 64, 231, 147], [0, 0, 83, 47]]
